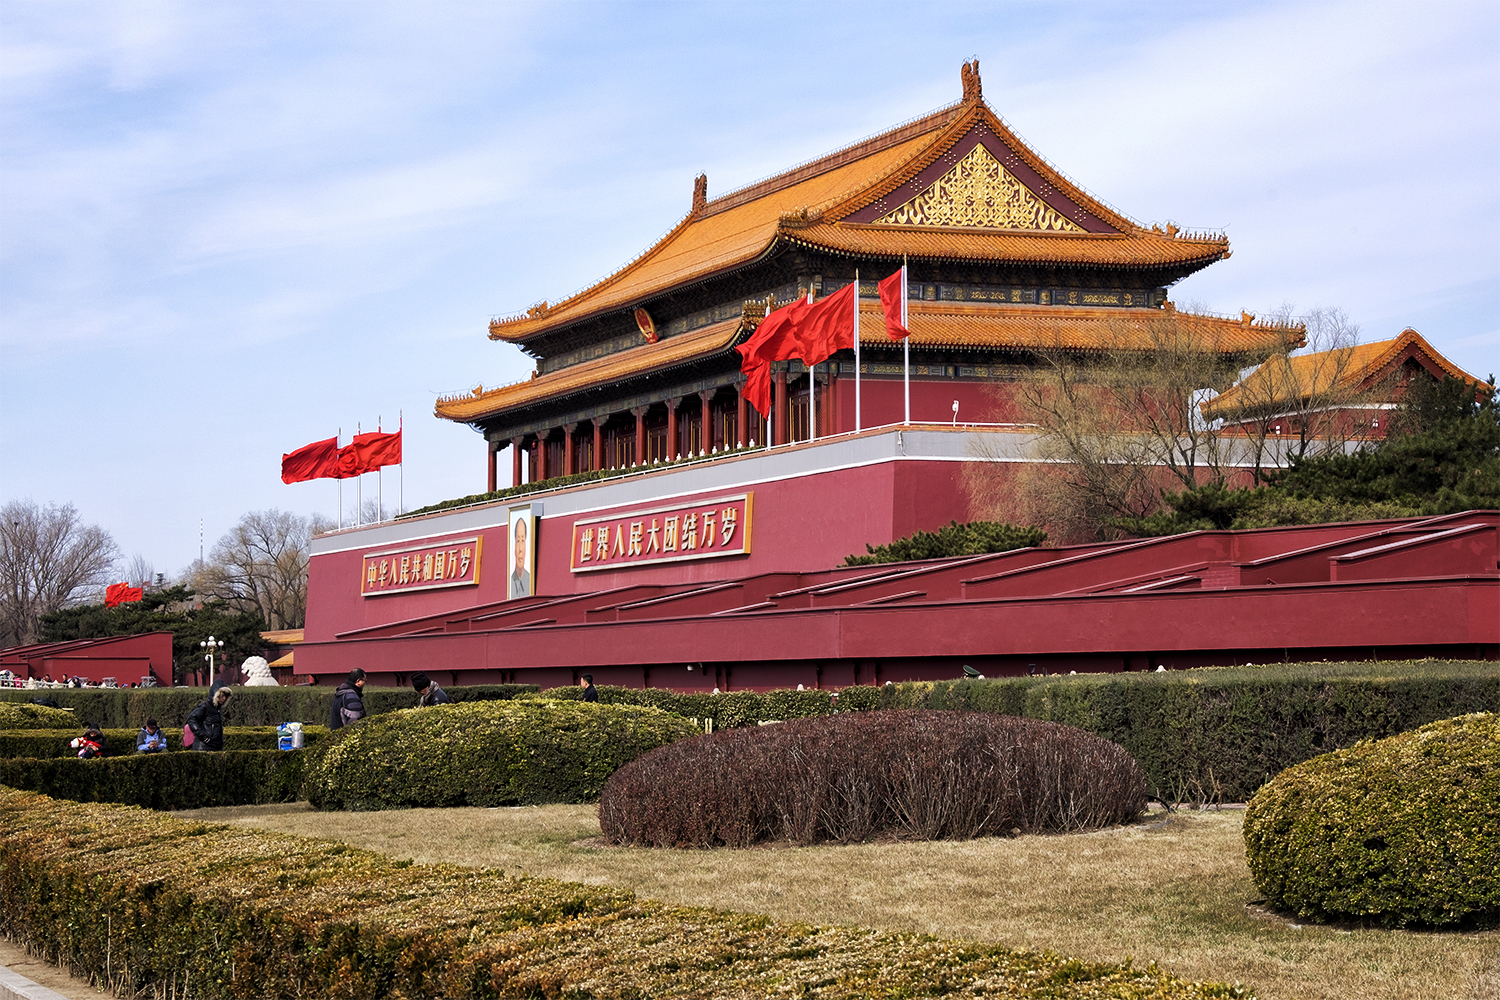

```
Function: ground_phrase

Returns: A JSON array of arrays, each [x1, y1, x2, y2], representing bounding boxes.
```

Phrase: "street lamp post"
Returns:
[[200, 635, 224, 686]]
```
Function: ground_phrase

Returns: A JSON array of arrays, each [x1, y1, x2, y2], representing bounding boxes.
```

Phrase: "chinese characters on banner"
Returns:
[[570, 494, 753, 572], [362, 536, 483, 596]]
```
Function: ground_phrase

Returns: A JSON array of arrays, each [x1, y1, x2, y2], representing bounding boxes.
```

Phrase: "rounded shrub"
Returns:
[[0, 703, 78, 729], [302, 699, 699, 810], [599, 709, 1146, 848], [1243, 712, 1500, 928]]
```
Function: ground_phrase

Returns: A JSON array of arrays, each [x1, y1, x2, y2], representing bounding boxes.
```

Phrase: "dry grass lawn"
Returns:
[[179, 802, 1499, 1000]]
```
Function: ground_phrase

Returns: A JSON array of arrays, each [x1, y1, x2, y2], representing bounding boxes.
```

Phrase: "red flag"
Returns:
[[104, 582, 143, 608], [735, 283, 858, 419], [878, 268, 910, 341], [350, 430, 402, 472], [280, 436, 340, 483], [333, 445, 362, 479], [791, 282, 857, 366], [736, 296, 813, 418]]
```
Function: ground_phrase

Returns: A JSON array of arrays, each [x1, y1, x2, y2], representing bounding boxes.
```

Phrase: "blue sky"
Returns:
[[2, 0, 1496, 580]]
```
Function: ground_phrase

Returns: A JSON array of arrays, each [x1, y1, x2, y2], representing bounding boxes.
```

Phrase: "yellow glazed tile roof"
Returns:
[[438, 318, 743, 421], [1203, 328, 1485, 418], [862, 302, 1301, 355], [439, 304, 1300, 424], [489, 87, 1229, 345]]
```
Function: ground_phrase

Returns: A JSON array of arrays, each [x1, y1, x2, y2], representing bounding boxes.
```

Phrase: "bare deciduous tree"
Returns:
[[0, 499, 120, 647], [190, 509, 332, 630], [967, 307, 1301, 541], [1203, 306, 1378, 481], [127, 553, 156, 590]]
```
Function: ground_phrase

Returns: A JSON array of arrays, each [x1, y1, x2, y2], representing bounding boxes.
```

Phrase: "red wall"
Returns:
[[305, 456, 984, 644], [831, 377, 1024, 431]]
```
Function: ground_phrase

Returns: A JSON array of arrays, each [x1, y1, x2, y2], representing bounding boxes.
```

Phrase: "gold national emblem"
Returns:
[[634, 307, 659, 344]]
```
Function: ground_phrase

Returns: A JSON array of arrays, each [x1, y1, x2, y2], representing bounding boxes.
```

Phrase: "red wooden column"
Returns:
[[563, 422, 577, 476], [700, 393, 712, 454], [592, 417, 605, 471], [536, 432, 549, 481], [632, 407, 646, 465], [666, 397, 680, 459], [774, 371, 788, 446], [486, 440, 499, 492], [511, 438, 524, 486], [736, 388, 748, 447]]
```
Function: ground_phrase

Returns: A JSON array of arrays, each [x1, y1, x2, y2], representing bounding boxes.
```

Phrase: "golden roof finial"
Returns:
[[961, 59, 982, 102]]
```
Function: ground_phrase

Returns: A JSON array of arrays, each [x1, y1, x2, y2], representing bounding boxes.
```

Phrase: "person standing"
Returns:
[[185, 688, 232, 751], [329, 669, 367, 729], [411, 672, 451, 707], [579, 674, 598, 702]]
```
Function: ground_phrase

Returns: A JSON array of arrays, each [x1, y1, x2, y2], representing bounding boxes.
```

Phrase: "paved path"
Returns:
[[0, 942, 94, 1000]]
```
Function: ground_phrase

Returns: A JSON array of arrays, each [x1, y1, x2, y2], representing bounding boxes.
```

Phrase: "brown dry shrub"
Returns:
[[599, 709, 1146, 848]]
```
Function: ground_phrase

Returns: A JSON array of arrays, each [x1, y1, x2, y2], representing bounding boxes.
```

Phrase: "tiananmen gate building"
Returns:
[[296, 63, 1498, 689]]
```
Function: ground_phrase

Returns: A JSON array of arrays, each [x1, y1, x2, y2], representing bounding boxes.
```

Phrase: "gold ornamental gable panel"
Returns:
[[876, 144, 1084, 233]]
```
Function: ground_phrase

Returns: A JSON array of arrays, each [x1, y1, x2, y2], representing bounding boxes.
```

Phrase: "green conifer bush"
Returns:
[[303, 699, 699, 810], [1242, 712, 1500, 927], [0, 703, 77, 729], [600, 709, 1145, 847]]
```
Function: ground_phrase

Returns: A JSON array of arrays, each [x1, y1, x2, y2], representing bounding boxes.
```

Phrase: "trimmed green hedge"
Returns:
[[0, 682, 539, 728], [0, 703, 78, 729], [0, 725, 330, 759], [1242, 713, 1500, 928], [0, 789, 1251, 999], [556, 660, 1499, 802], [0, 751, 306, 809], [302, 700, 701, 810]]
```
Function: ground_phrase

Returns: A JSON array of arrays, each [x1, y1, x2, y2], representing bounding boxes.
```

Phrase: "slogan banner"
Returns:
[[362, 536, 483, 596], [570, 493, 753, 572]]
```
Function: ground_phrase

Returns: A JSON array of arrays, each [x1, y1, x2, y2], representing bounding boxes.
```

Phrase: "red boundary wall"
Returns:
[[298, 510, 1500, 691]]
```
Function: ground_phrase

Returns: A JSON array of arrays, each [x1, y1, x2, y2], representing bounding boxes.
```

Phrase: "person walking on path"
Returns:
[[579, 674, 598, 702], [185, 688, 232, 751], [411, 672, 451, 707], [329, 669, 367, 729]]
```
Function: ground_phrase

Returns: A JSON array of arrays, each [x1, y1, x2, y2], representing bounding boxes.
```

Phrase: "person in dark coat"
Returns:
[[70, 724, 105, 758], [411, 671, 451, 707], [579, 674, 598, 702], [329, 669, 367, 729], [185, 687, 232, 751]]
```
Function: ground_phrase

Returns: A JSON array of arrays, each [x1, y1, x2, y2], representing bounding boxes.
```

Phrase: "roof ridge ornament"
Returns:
[[961, 59, 981, 103], [692, 173, 708, 214]]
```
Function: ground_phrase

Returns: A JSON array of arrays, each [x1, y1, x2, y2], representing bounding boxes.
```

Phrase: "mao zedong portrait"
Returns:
[[510, 517, 531, 598]]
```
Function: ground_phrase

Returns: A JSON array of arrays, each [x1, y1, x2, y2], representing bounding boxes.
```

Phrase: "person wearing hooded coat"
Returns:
[[329, 668, 367, 729], [185, 687, 232, 751]]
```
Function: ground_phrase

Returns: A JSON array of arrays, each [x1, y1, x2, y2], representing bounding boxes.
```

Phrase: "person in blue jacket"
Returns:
[[136, 717, 168, 753]]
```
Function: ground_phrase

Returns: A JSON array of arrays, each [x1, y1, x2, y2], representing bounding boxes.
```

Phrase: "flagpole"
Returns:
[[377, 416, 383, 523], [399, 411, 404, 517], [806, 287, 816, 444], [337, 428, 343, 529], [854, 269, 861, 433], [356, 422, 362, 526], [903, 258, 910, 426]]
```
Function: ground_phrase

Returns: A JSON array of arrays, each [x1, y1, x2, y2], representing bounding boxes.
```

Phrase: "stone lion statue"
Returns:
[[242, 656, 278, 686]]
